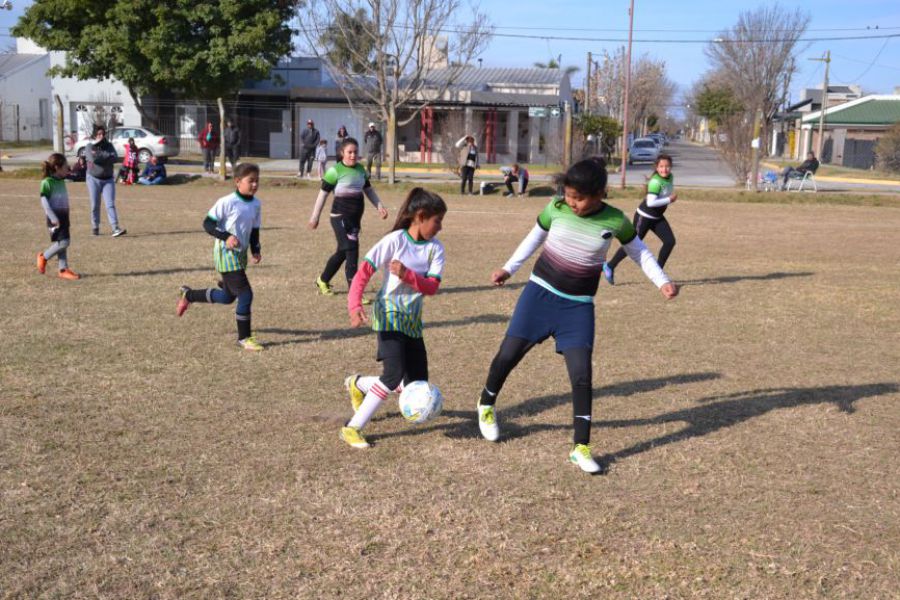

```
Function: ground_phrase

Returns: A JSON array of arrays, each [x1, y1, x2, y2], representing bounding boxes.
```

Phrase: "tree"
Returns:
[[876, 123, 900, 173], [533, 57, 579, 78], [14, 0, 299, 177], [703, 5, 809, 184], [575, 113, 621, 162], [302, 0, 492, 184], [591, 48, 676, 138]]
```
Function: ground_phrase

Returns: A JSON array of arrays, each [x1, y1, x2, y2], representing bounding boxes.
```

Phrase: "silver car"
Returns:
[[628, 138, 660, 165], [75, 126, 180, 163]]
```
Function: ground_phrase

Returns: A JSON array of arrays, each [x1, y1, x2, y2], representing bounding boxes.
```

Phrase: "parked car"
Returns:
[[74, 126, 179, 163], [648, 133, 667, 148], [628, 138, 660, 165]]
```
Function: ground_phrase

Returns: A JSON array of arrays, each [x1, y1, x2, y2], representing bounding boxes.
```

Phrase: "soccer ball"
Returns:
[[398, 381, 443, 424]]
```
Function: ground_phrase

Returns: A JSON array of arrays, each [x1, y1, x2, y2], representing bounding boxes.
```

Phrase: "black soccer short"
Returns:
[[47, 212, 71, 242], [376, 331, 429, 387], [219, 269, 252, 297]]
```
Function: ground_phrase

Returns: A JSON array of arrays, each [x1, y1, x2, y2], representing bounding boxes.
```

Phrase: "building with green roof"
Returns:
[[800, 95, 900, 168]]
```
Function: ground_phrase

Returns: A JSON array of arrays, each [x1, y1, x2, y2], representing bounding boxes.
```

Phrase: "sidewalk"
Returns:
[[760, 161, 900, 191]]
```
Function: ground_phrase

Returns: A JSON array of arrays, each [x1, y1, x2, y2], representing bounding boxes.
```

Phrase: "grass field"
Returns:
[[1, 177, 899, 598]]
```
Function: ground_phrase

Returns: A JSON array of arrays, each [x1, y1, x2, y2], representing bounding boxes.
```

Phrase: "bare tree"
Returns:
[[704, 5, 809, 183], [302, 0, 493, 184], [591, 48, 677, 137]]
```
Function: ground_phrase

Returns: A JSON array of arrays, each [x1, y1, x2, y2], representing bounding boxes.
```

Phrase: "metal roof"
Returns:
[[425, 66, 566, 90], [802, 95, 900, 126]]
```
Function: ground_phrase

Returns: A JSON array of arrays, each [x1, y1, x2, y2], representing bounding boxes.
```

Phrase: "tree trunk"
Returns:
[[217, 97, 226, 180], [387, 104, 397, 185], [127, 87, 160, 131]]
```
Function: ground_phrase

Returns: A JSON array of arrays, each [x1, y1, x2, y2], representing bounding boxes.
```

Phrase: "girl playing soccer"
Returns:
[[36, 153, 80, 280], [340, 188, 447, 448], [476, 158, 678, 473], [309, 137, 388, 297], [175, 163, 264, 351], [603, 153, 678, 285]]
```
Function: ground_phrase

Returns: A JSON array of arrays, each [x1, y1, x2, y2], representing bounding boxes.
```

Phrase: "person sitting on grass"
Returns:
[[138, 156, 167, 185], [781, 151, 819, 190], [66, 156, 87, 182], [500, 163, 529, 197]]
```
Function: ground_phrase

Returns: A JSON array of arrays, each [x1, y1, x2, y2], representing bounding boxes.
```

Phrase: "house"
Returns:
[[771, 85, 863, 160], [0, 39, 53, 142], [799, 94, 900, 168]]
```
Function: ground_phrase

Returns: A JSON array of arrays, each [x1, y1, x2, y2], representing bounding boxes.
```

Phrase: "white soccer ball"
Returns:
[[398, 381, 443, 424]]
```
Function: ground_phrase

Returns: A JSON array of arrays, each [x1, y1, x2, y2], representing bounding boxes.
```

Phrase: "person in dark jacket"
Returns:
[[363, 122, 383, 180], [85, 125, 126, 237], [138, 156, 167, 185], [199, 122, 219, 174], [299, 119, 320, 178], [781, 151, 819, 190], [335, 125, 349, 160], [223, 120, 241, 174]]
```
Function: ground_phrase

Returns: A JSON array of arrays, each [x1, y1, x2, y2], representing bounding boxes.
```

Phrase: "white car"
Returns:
[[74, 126, 180, 163]]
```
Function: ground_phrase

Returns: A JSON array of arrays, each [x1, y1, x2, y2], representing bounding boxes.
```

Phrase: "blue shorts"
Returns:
[[506, 281, 595, 353]]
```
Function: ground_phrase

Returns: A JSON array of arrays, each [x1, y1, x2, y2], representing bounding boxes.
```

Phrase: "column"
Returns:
[[528, 116, 541, 163], [506, 109, 519, 163]]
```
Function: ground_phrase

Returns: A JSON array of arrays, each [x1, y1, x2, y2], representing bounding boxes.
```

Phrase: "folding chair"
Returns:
[[786, 170, 817, 192]]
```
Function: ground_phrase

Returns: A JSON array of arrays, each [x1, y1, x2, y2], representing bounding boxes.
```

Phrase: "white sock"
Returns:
[[356, 376, 380, 394], [347, 380, 389, 430]]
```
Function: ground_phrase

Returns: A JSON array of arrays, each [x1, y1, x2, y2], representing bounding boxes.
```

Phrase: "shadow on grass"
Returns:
[[612, 270, 814, 287], [126, 225, 285, 239], [164, 174, 203, 185], [258, 313, 509, 347], [371, 378, 898, 469], [438, 281, 526, 295], [373, 371, 721, 442], [526, 185, 557, 198]]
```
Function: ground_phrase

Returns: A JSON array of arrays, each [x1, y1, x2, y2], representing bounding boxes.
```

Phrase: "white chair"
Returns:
[[786, 170, 818, 192]]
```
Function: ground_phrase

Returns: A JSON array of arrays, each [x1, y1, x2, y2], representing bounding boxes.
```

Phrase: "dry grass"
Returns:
[[1, 178, 899, 599]]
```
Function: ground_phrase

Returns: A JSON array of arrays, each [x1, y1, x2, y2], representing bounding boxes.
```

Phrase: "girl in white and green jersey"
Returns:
[[477, 158, 678, 473], [308, 137, 388, 296], [35, 153, 80, 280]]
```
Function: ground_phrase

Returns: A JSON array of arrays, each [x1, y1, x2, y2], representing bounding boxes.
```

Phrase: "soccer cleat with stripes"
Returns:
[[237, 336, 264, 351], [340, 426, 370, 448], [569, 444, 602, 474], [477, 402, 500, 442], [345, 375, 365, 412], [36, 252, 47, 274], [315, 276, 335, 296]]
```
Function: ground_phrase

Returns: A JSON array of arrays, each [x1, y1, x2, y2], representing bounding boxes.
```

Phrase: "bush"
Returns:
[[875, 123, 900, 173]]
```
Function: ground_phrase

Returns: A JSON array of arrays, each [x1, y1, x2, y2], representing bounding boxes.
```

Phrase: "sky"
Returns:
[[3, 0, 899, 115]]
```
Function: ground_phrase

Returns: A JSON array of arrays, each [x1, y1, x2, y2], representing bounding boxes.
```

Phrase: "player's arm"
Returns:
[[621, 236, 677, 298], [363, 184, 388, 218], [40, 191, 59, 224], [348, 259, 376, 326], [309, 176, 336, 228], [496, 222, 548, 283], [249, 228, 261, 262], [203, 215, 231, 241]]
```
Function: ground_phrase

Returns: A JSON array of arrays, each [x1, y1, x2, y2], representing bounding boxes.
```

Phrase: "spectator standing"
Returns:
[[363, 122, 383, 181], [199, 122, 219, 174], [335, 125, 349, 160], [299, 119, 320, 178], [223, 120, 242, 174], [456, 134, 479, 195], [85, 125, 126, 237]]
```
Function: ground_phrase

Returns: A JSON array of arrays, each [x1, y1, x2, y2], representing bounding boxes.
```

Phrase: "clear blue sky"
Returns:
[[3, 0, 899, 111]]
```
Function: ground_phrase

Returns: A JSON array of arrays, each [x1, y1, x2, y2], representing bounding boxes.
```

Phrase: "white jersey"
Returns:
[[364, 229, 445, 337], [207, 191, 261, 272]]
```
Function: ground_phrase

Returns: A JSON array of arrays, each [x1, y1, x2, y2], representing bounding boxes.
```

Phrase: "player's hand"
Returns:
[[225, 235, 240, 249], [252, 253, 261, 264], [378, 205, 389, 220], [660, 282, 678, 299], [389, 259, 407, 278], [307, 220, 318, 230], [50, 222, 59, 228], [349, 307, 369, 327], [491, 269, 511, 286], [669, 193, 678, 203]]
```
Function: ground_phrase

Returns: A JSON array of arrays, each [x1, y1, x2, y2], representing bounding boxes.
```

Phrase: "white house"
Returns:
[[0, 38, 52, 142]]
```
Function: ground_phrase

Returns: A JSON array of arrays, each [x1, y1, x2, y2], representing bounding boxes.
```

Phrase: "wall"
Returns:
[[0, 53, 52, 141]]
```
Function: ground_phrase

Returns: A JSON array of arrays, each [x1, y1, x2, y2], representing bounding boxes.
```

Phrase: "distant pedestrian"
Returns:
[[223, 120, 241, 174], [299, 119, 320, 178], [85, 125, 126, 237], [335, 125, 349, 159], [316, 139, 328, 178], [363, 122, 383, 181], [456, 134, 479, 194], [199, 122, 219, 174]]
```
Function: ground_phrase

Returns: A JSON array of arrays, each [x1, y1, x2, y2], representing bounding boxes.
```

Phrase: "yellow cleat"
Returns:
[[345, 375, 365, 412], [340, 426, 370, 448]]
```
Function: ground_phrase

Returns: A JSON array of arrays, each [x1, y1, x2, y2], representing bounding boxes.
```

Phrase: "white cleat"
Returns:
[[477, 403, 500, 442], [569, 444, 602, 474]]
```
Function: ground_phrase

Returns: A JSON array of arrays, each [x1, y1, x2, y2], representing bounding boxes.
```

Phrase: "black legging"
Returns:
[[481, 336, 594, 445], [460, 166, 475, 194], [299, 147, 316, 176], [607, 212, 676, 270], [320, 215, 360, 285]]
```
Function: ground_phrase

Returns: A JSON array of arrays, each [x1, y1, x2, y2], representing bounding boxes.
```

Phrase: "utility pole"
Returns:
[[585, 52, 592, 114], [620, 0, 635, 189], [750, 107, 762, 191], [811, 50, 831, 160]]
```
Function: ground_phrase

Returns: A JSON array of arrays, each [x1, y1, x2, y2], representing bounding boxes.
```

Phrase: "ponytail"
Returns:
[[42, 153, 67, 178], [392, 187, 447, 231]]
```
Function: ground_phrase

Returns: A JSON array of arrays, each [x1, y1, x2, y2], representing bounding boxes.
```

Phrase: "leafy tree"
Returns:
[[13, 0, 299, 127], [533, 57, 579, 78], [575, 113, 621, 162], [320, 8, 376, 73], [694, 85, 743, 125]]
